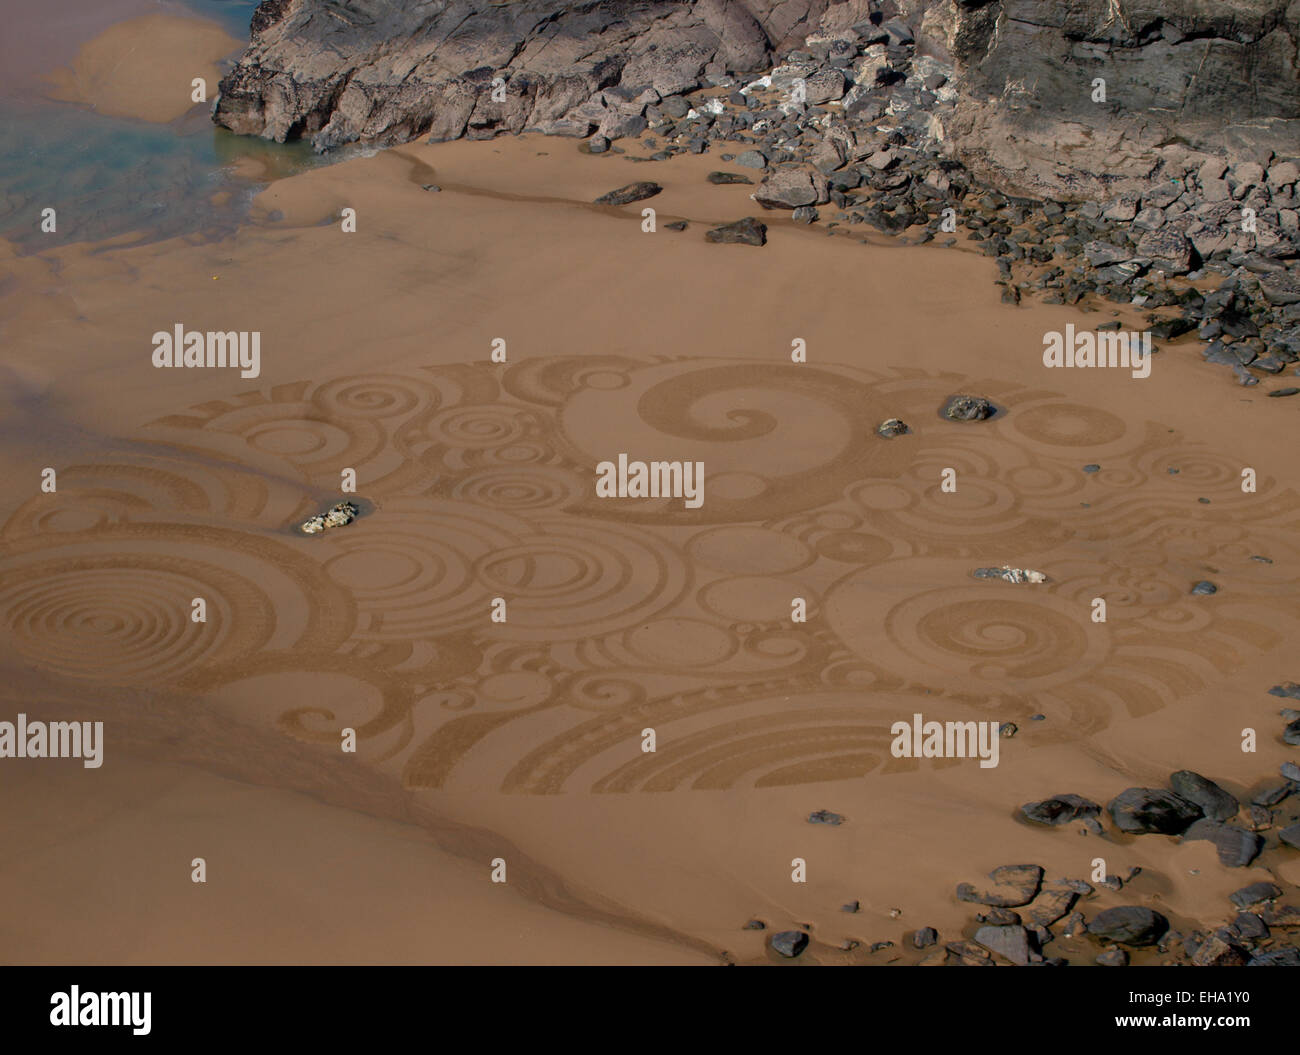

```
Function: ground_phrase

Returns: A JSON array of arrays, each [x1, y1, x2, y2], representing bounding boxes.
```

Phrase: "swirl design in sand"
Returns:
[[5, 357, 1299, 793]]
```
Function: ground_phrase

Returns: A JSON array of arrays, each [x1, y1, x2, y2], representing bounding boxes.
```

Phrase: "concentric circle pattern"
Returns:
[[4, 357, 1297, 793]]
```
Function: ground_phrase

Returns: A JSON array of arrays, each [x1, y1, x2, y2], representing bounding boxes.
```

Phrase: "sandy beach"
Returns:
[[2, 4, 1299, 967]]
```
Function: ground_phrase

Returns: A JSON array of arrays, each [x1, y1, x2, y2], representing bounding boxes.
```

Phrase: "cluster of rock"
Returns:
[[299, 501, 359, 535], [1003, 685, 1300, 965], [214, 1, 1300, 386], [941, 859, 1300, 966]]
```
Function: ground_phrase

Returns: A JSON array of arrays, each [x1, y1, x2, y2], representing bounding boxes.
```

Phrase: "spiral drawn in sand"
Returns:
[[556, 361, 906, 523], [321, 499, 527, 641], [449, 466, 585, 511], [844, 448, 1073, 557], [474, 518, 688, 642], [0, 550, 268, 685], [1002, 400, 1133, 452], [499, 355, 644, 407]]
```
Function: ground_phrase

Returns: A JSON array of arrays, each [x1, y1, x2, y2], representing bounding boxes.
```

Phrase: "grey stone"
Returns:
[[973, 924, 1034, 965], [1136, 227, 1195, 274], [807, 809, 843, 825], [770, 929, 809, 957], [704, 217, 766, 246], [1169, 770, 1239, 822], [956, 864, 1043, 908], [1183, 819, 1264, 867], [1021, 794, 1102, 827], [1107, 787, 1203, 835], [1088, 907, 1169, 947], [594, 181, 662, 206], [752, 168, 829, 209]]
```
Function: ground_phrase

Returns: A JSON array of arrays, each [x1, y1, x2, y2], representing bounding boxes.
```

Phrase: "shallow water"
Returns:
[[0, 0, 327, 253]]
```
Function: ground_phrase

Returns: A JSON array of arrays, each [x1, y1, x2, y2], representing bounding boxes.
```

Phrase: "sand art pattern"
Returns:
[[4, 356, 1299, 796]]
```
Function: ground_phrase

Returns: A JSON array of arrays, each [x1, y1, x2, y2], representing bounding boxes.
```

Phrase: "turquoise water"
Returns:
[[0, 0, 327, 253]]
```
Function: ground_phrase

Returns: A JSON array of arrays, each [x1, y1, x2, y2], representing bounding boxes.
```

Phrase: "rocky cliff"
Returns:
[[213, 0, 1300, 200], [214, 1, 834, 150]]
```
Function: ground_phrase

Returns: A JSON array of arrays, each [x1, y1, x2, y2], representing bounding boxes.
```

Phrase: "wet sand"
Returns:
[[2, 86, 1299, 963], [43, 13, 241, 123]]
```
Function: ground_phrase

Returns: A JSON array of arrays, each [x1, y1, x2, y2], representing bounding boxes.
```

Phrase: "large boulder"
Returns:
[[956, 864, 1044, 908], [1107, 787, 1203, 835], [1169, 770, 1239, 822], [752, 167, 832, 209], [1088, 906, 1169, 947]]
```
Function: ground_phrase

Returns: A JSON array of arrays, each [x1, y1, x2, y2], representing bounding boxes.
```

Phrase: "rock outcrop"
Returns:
[[214, 0, 833, 149]]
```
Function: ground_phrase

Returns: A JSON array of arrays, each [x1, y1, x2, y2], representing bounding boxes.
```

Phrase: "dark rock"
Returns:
[[956, 864, 1043, 908], [1250, 946, 1300, 966], [1230, 913, 1269, 940], [735, 149, 767, 169], [1084, 241, 1133, 266], [769, 929, 808, 958], [1182, 819, 1263, 867], [944, 940, 994, 966], [976, 907, 1021, 926], [913, 927, 938, 949], [1026, 889, 1077, 928], [705, 217, 766, 246], [1253, 783, 1293, 807], [1107, 787, 1203, 835], [595, 181, 662, 206], [841, 900, 860, 913], [876, 417, 910, 438], [1088, 907, 1169, 947], [1021, 794, 1102, 827], [1170, 771, 1239, 822], [973, 924, 1034, 965], [1229, 881, 1281, 910], [807, 809, 844, 825], [1192, 933, 1250, 966], [1191, 580, 1218, 595], [1261, 904, 1300, 928], [1279, 821, 1300, 849], [707, 171, 752, 185], [1096, 947, 1129, 966]]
